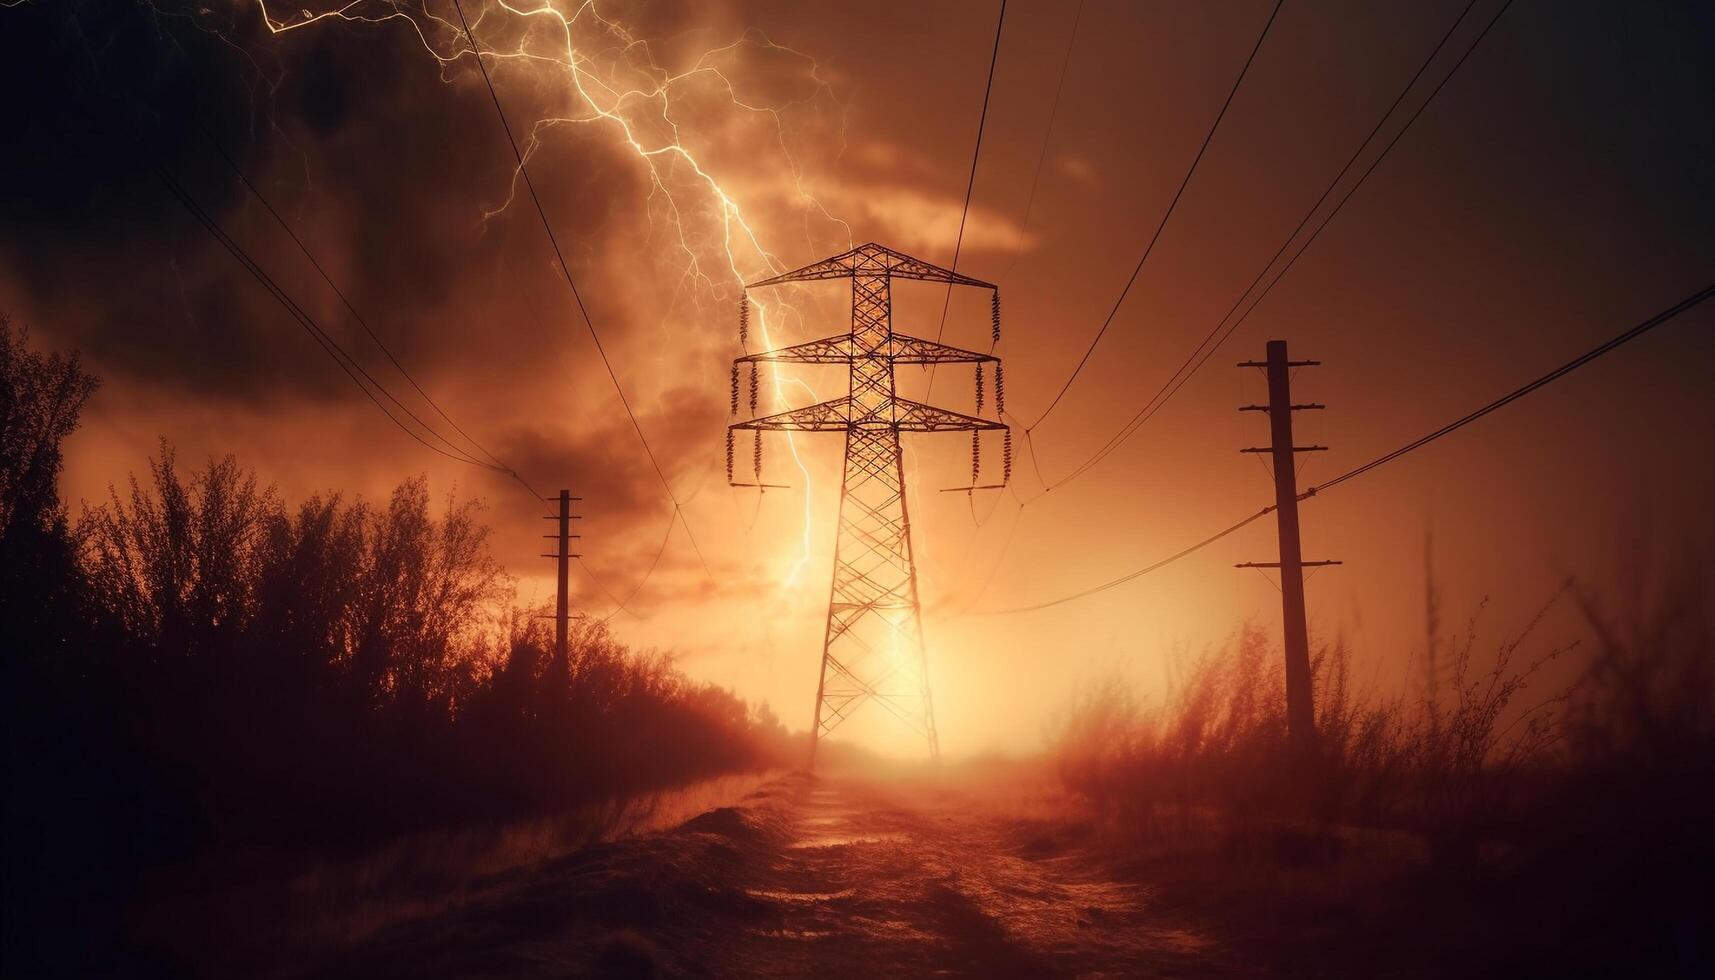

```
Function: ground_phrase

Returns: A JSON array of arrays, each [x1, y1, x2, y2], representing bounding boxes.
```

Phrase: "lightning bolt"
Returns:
[[222, 0, 852, 587]]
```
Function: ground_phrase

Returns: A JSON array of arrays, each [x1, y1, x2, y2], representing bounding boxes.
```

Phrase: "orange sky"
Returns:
[[8, 0, 1714, 756]]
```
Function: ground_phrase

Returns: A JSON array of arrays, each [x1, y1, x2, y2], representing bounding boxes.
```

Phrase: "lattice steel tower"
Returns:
[[728, 243, 1011, 765]]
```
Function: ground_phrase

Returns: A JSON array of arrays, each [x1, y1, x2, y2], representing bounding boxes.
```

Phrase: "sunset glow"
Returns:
[[3, 0, 1706, 760], [7, 1, 1715, 974]]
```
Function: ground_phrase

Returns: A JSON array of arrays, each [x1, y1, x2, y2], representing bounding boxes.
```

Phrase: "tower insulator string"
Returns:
[[995, 361, 1006, 415], [748, 362, 759, 413], [1003, 429, 1014, 484], [753, 428, 763, 480], [991, 290, 1002, 346], [725, 428, 735, 482], [729, 363, 739, 415], [975, 362, 986, 414], [972, 430, 982, 485], [739, 293, 750, 348]]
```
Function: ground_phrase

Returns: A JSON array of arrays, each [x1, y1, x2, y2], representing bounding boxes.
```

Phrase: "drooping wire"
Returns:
[[924, 0, 1008, 400], [965, 497, 1024, 608], [589, 508, 678, 624], [1027, 0, 1288, 430], [190, 118, 548, 499], [88, 21, 663, 621], [590, 438, 734, 621], [998, 0, 1085, 284], [451, 0, 713, 581], [1305, 280, 1715, 496], [153, 166, 509, 473], [170, 156, 660, 622], [980, 278, 1715, 615], [1040, 0, 1511, 492], [983, 508, 1277, 614], [945, 0, 1510, 600]]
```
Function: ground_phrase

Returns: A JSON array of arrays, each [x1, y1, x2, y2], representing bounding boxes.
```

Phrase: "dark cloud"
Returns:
[[9, 0, 1714, 733], [493, 382, 725, 527], [1, 0, 658, 403]]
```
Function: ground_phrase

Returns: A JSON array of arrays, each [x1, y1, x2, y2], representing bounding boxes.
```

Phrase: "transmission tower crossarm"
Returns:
[[732, 395, 1006, 433], [747, 242, 995, 289], [732, 396, 854, 431], [736, 333, 996, 367], [737, 335, 853, 364], [891, 397, 1007, 432], [889, 335, 998, 364]]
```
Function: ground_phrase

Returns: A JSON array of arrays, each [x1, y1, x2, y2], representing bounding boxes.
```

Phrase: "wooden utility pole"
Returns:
[[1238, 341, 1339, 749], [542, 490, 581, 675]]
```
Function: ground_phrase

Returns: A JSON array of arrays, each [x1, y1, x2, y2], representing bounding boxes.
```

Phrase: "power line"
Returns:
[[946, 0, 1285, 595], [924, 0, 1008, 400], [582, 443, 732, 622], [1027, 0, 1287, 430], [450, 0, 713, 582], [95, 37, 660, 624], [188, 116, 673, 623], [190, 120, 549, 501], [587, 505, 678, 624], [1039, 0, 1510, 492], [997, 0, 1085, 286], [152, 165, 510, 472], [1305, 279, 1715, 495], [78, 58, 460, 466], [979, 278, 1715, 614], [984, 508, 1275, 614], [956, 0, 1509, 600], [189, 116, 681, 619]]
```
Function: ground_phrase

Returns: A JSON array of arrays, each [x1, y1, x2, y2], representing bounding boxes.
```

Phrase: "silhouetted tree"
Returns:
[[2, 317, 114, 977], [0, 315, 97, 545], [81, 445, 275, 660], [0, 314, 98, 656], [3, 323, 791, 975]]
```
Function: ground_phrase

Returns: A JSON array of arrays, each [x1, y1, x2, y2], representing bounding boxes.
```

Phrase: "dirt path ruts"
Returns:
[[296, 773, 1231, 978]]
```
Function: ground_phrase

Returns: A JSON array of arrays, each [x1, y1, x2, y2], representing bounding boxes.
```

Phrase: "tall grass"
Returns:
[[1053, 557, 1715, 874], [1052, 592, 1584, 854]]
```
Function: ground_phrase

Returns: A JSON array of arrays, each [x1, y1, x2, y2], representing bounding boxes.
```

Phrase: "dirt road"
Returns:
[[293, 772, 1240, 978]]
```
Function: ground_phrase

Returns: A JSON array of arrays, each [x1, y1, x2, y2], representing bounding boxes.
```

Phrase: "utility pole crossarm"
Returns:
[[548, 489, 579, 679], [1237, 340, 1339, 752]]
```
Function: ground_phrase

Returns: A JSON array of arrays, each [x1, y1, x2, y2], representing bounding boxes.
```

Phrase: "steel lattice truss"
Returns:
[[731, 243, 1009, 762]]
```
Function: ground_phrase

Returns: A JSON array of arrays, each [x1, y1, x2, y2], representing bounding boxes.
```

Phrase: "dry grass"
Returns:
[[1048, 561, 1715, 974], [1052, 585, 1598, 857]]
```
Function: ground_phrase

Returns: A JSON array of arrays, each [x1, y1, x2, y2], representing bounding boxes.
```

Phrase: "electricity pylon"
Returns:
[[729, 243, 1011, 766]]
